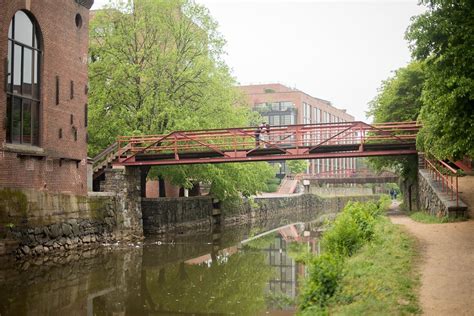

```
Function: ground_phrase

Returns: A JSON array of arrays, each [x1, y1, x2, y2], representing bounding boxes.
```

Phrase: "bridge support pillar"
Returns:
[[399, 154, 420, 212], [101, 166, 144, 239]]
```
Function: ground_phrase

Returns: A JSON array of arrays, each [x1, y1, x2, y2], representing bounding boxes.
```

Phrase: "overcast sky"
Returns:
[[91, 0, 426, 122]]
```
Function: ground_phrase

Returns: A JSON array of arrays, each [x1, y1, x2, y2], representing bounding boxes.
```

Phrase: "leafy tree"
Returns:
[[286, 160, 309, 175], [366, 62, 425, 182], [88, 0, 275, 200], [406, 0, 474, 159], [367, 62, 425, 123]]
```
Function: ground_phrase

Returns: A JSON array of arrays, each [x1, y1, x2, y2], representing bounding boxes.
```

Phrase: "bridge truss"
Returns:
[[114, 121, 420, 167]]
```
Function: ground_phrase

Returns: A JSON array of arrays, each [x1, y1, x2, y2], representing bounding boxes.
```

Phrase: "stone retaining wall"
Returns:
[[142, 193, 382, 235], [223, 194, 381, 226], [418, 169, 467, 217], [0, 190, 123, 259], [142, 196, 214, 234], [0, 167, 144, 259]]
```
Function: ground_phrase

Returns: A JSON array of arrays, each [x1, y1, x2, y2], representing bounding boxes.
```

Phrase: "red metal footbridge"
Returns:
[[96, 121, 419, 170]]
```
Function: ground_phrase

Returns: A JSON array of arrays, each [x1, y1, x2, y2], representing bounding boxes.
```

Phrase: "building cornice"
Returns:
[[75, 0, 94, 9]]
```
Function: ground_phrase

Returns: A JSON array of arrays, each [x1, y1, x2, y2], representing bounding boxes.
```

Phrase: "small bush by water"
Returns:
[[298, 198, 420, 315]]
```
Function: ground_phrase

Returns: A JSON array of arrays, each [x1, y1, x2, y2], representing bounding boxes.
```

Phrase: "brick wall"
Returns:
[[0, 0, 92, 195]]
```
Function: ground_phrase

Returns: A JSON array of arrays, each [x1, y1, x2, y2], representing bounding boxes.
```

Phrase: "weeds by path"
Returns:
[[298, 198, 420, 315], [409, 211, 467, 224]]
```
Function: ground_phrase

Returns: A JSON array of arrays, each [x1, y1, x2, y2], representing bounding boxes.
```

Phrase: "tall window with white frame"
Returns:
[[6, 11, 41, 146]]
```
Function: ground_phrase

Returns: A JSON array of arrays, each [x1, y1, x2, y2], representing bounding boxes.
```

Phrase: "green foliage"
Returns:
[[265, 292, 295, 310], [88, 0, 275, 200], [367, 61, 425, 123], [367, 62, 425, 182], [409, 211, 467, 223], [286, 160, 309, 175], [243, 233, 276, 250], [343, 202, 381, 241], [322, 214, 364, 257], [148, 162, 276, 201], [262, 177, 280, 193], [287, 241, 313, 264], [298, 201, 420, 315], [299, 198, 388, 312], [406, 0, 474, 160], [322, 201, 381, 257], [328, 218, 420, 315], [299, 253, 344, 310], [378, 194, 392, 211], [371, 1, 474, 161]]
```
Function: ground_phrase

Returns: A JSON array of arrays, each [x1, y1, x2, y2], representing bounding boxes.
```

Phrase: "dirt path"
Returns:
[[389, 202, 474, 315]]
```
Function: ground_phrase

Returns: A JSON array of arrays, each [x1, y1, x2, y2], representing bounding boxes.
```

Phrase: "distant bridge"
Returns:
[[297, 168, 399, 184]]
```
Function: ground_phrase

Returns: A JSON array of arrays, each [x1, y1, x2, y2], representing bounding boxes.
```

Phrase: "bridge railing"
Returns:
[[424, 157, 459, 207], [116, 121, 420, 164], [92, 142, 118, 171]]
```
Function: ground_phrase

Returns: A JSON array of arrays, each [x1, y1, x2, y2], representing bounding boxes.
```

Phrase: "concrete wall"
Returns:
[[418, 169, 467, 217]]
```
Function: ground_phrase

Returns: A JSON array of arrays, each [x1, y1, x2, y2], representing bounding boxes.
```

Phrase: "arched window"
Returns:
[[6, 11, 41, 146]]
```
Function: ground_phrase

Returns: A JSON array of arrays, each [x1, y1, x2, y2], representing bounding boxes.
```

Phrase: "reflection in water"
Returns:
[[0, 217, 323, 316]]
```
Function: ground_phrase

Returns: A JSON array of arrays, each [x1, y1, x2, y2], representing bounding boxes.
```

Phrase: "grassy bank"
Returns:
[[409, 211, 467, 224], [298, 197, 420, 315]]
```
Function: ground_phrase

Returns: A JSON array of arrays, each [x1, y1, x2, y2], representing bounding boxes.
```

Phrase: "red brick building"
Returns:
[[0, 0, 93, 195], [240, 83, 356, 176]]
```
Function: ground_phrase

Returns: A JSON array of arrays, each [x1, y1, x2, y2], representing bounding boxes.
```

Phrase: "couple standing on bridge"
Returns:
[[255, 122, 271, 148]]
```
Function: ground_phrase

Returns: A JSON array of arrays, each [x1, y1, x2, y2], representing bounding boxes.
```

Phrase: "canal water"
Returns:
[[0, 214, 327, 316]]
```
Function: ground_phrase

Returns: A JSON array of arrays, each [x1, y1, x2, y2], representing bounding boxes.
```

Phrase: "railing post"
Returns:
[[174, 134, 178, 160], [233, 134, 237, 154], [456, 176, 459, 207], [451, 174, 454, 201]]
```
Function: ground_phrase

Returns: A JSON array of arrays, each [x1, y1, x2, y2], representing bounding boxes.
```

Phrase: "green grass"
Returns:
[[262, 177, 280, 193], [409, 211, 467, 224], [326, 218, 420, 315]]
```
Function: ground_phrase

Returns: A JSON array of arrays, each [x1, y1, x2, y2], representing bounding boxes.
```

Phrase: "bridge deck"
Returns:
[[99, 121, 420, 167]]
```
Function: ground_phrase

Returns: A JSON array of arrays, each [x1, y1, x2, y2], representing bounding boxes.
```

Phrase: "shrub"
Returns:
[[264, 183, 279, 193], [299, 197, 390, 313], [377, 194, 392, 211], [299, 253, 344, 310], [343, 202, 379, 241], [322, 213, 363, 257]]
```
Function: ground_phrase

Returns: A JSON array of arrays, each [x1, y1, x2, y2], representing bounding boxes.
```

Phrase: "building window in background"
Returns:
[[6, 11, 41, 146]]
